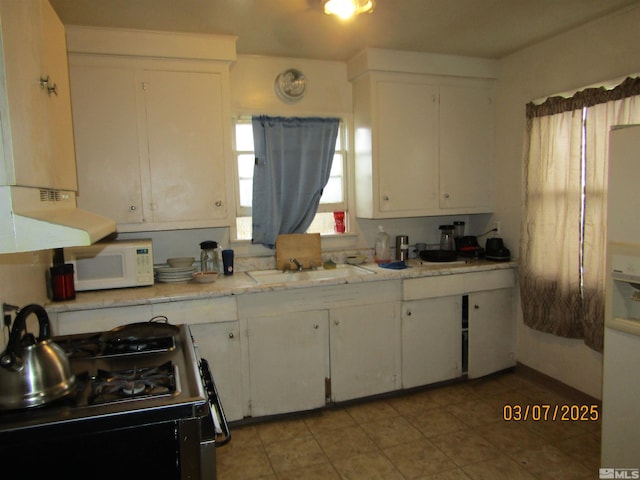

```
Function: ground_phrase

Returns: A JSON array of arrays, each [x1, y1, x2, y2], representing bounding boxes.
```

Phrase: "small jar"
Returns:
[[199, 241, 220, 273], [439, 225, 455, 251]]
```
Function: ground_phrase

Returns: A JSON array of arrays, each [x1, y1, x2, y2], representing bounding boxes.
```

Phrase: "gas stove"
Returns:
[[0, 320, 229, 480]]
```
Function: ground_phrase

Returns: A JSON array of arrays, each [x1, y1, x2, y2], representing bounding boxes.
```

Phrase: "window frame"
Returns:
[[231, 115, 349, 240]]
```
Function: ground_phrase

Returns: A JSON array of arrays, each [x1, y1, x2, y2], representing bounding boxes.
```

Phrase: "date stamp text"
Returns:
[[503, 404, 599, 422]]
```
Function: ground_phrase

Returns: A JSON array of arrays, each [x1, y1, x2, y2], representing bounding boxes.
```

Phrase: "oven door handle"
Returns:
[[200, 358, 231, 447]]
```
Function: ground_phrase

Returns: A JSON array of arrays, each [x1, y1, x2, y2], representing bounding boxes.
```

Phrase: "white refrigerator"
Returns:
[[601, 124, 640, 468]]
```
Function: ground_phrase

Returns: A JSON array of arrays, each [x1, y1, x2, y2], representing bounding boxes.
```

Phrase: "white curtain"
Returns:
[[521, 109, 585, 342], [520, 77, 640, 352]]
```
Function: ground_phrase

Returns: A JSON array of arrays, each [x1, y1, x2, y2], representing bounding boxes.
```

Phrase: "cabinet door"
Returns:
[[0, 0, 76, 190], [329, 302, 401, 402], [69, 62, 144, 224], [247, 310, 329, 417], [143, 69, 228, 224], [468, 288, 515, 378], [439, 84, 494, 211], [376, 80, 439, 215], [189, 322, 243, 422], [402, 296, 462, 388], [40, 0, 77, 190]]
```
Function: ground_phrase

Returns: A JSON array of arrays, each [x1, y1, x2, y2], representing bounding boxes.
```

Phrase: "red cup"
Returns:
[[333, 211, 345, 233]]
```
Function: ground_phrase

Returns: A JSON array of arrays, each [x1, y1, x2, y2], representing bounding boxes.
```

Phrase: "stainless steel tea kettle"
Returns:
[[0, 304, 75, 410]]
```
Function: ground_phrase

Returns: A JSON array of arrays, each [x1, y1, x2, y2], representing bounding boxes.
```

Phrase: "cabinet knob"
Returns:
[[313, 324, 319, 329], [474, 304, 479, 309], [406, 310, 412, 316], [383, 194, 390, 201], [215, 200, 223, 207], [129, 205, 137, 211], [228, 332, 234, 338], [334, 320, 340, 326], [443, 193, 450, 199]]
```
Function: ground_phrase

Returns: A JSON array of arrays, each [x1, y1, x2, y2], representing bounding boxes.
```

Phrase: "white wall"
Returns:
[[494, 4, 640, 399], [0, 250, 52, 345]]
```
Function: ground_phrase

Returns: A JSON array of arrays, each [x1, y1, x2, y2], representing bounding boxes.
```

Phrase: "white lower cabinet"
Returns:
[[189, 322, 243, 422], [237, 281, 401, 416], [153, 298, 243, 422], [467, 288, 515, 378], [246, 310, 329, 417], [329, 301, 401, 402], [402, 296, 462, 389]]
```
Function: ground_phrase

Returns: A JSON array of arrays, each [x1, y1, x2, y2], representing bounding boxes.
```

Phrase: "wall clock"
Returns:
[[274, 68, 306, 103]]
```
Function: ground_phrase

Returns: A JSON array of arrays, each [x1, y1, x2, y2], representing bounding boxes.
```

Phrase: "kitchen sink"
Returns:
[[247, 264, 375, 284]]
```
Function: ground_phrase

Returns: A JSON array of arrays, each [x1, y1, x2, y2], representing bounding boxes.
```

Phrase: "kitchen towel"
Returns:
[[379, 261, 409, 270]]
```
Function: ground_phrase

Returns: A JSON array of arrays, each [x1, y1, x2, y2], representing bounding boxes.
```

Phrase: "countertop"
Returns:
[[45, 259, 518, 313]]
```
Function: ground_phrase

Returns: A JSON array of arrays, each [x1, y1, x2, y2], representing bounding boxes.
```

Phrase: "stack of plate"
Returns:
[[154, 265, 196, 283]]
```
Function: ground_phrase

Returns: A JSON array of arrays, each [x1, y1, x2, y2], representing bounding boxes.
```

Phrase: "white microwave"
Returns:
[[65, 239, 154, 291]]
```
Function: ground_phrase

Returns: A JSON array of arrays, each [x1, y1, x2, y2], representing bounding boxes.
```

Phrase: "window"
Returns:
[[233, 117, 347, 240], [520, 76, 640, 352]]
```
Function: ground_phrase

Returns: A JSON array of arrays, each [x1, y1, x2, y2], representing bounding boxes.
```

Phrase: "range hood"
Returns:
[[0, 186, 116, 254]]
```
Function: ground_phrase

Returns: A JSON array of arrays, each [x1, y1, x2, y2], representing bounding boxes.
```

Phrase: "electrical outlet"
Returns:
[[493, 221, 501, 235]]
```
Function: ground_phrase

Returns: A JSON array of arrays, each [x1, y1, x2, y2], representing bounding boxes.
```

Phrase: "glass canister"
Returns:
[[439, 225, 456, 251], [453, 221, 465, 239], [200, 240, 220, 273]]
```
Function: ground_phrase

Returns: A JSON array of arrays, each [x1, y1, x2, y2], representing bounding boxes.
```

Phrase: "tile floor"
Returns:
[[216, 369, 601, 479]]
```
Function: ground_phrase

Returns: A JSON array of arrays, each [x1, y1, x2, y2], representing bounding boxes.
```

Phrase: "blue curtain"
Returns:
[[251, 116, 339, 248]]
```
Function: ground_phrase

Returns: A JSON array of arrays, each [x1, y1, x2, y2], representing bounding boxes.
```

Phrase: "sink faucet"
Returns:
[[289, 258, 303, 271]]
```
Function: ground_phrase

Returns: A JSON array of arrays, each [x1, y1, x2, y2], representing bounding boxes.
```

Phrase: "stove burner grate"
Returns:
[[58, 334, 176, 360], [102, 336, 176, 357], [89, 361, 177, 405]]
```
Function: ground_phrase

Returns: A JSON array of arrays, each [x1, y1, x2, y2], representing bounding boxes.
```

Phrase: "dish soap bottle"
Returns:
[[374, 225, 391, 264]]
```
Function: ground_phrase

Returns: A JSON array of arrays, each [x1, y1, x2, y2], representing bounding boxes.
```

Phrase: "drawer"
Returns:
[[53, 305, 152, 335], [463, 269, 515, 292], [237, 280, 401, 317], [152, 297, 238, 325], [403, 275, 464, 301]]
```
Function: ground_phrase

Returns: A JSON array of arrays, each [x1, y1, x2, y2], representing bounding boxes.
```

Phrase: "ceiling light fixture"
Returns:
[[323, 0, 374, 20]]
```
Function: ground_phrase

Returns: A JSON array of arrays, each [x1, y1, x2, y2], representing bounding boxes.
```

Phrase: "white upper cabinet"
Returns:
[[375, 78, 440, 215], [439, 84, 494, 210], [69, 61, 143, 224], [348, 49, 497, 219], [0, 0, 76, 190], [65, 28, 236, 232]]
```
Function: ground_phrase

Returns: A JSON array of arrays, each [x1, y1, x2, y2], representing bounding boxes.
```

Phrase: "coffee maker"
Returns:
[[485, 238, 511, 261]]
